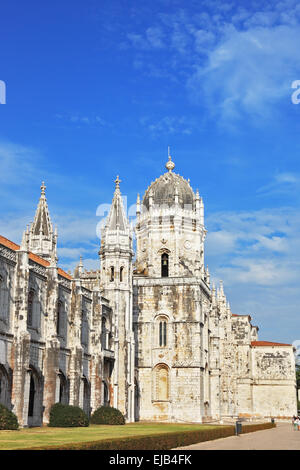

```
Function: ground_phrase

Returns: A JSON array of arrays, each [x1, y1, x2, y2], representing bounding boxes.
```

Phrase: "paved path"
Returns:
[[174, 422, 300, 450]]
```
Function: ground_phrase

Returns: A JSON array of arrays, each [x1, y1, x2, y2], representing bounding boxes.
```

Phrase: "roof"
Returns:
[[142, 171, 195, 210], [105, 179, 128, 232], [58, 268, 72, 280], [232, 313, 252, 321], [0, 235, 20, 251], [0, 234, 71, 280], [251, 341, 291, 347]]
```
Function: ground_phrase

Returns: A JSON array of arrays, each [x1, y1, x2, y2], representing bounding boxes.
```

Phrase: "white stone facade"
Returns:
[[0, 160, 297, 426]]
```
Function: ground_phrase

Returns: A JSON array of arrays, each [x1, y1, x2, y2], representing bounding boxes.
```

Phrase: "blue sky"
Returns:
[[1, 0, 300, 345]]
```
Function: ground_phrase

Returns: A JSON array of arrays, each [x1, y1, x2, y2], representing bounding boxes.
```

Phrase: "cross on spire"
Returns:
[[115, 175, 121, 190], [41, 181, 46, 196], [165, 147, 175, 172]]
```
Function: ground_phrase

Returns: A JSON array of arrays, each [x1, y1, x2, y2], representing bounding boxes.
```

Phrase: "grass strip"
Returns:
[[21, 422, 275, 450]]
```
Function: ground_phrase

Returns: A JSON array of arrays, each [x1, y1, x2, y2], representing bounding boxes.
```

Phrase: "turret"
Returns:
[[99, 175, 135, 422], [27, 182, 57, 263]]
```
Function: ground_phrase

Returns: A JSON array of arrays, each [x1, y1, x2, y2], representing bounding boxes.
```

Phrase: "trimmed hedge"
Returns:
[[25, 421, 276, 450], [48, 403, 89, 428], [241, 422, 275, 434], [90, 406, 125, 425], [0, 404, 19, 430]]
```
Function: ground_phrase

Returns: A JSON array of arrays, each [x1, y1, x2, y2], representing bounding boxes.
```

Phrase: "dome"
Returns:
[[142, 155, 195, 210]]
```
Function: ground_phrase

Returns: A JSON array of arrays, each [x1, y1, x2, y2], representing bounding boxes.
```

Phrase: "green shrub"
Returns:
[[25, 426, 235, 450], [241, 422, 276, 434], [90, 406, 125, 425], [0, 404, 19, 430], [48, 403, 89, 427], [25, 421, 277, 450]]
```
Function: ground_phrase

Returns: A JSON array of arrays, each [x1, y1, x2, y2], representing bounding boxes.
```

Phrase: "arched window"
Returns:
[[0, 365, 10, 408], [154, 364, 169, 401], [156, 315, 168, 348], [57, 301, 63, 335], [0, 272, 10, 322], [81, 310, 88, 347], [120, 266, 124, 282], [159, 320, 167, 347], [58, 371, 69, 405], [110, 267, 114, 282], [27, 290, 35, 327], [161, 253, 169, 277], [103, 381, 110, 407], [101, 317, 107, 349]]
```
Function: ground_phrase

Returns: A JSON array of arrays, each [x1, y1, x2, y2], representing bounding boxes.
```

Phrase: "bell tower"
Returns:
[[133, 153, 211, 423], [135, 152, 207, 281], [99, 176, 135, 421]]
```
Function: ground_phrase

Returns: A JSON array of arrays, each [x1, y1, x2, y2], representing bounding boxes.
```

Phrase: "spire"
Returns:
[[165, 147, 175, 172], [20, 230, 28, 251], [114, 175, 121, 193], [136, 193, 141, 216], [79, 255, 83, 275], [211, 282, 217, 306], [105, 176, 128, 232], [30, 181, 53, 238], [27, 181, 57, 262], [40, 181, 46, 197]]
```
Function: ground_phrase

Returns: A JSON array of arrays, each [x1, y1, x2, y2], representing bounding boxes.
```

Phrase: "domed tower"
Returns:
[[135, 151, 206, 281], [133, 151, 212, 424]]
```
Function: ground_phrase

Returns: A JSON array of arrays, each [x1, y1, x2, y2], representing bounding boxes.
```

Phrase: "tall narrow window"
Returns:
[[81, 310, 88, 346], [110, 267, 114, 282], [101, 317, 107, 349], [120, 266, 124, 282], [161, 253, 169, 277], [28, 373, 35, 417], [27, 290, 34, 327], [57, 301, 62, 335], [0, 274, 8, 320], [159, 320, 167, 347]]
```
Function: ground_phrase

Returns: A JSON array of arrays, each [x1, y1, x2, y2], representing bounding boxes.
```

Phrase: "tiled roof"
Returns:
[[0, 234, 72, 280], [0, 235, 20, 251], [251, 341, 291, 347], [29, 252, 50, 267], [58, 268, 72, 280]]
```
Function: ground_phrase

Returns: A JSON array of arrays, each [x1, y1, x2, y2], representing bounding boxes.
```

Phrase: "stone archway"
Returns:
[[58, 370, 69, 405], [82, 376, 91, 417], [27, 366, 44, 427]]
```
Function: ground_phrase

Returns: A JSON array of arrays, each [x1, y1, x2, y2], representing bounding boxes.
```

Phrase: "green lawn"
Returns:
[[0, 423, 219, 450]]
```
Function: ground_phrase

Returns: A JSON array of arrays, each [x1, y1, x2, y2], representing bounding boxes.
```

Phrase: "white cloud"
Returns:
[[257, 172, 300, 196], [140, 115, 197, 135], [124, 4, 300, 122], [55, 113, 107, 127], [0, 141, 43, 184], [206, 207, 300, 287], [188, 24, 300, 120], [206, 205, 300, 341]]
